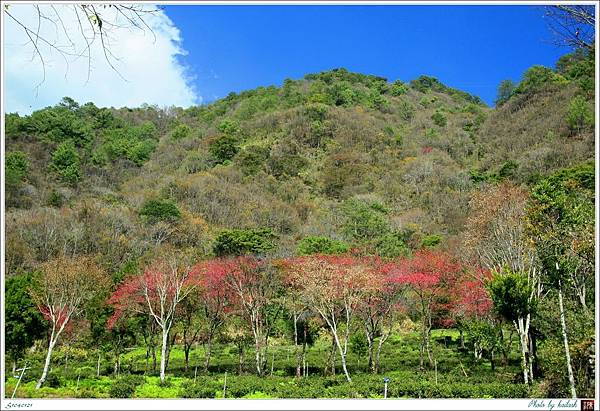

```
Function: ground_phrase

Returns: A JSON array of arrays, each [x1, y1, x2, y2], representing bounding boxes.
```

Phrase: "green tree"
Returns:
[[514, 65, 568, 95], [487, 268, 535, 322], [341, 199, 390, 244], [236, 145, 270, 176], [210, 134, 239, 164], [528, 162, 595, 397], [171, 124, 192, 140], [139, 199, 182, 224], [566, 96, 594, 133], [5, 151, 29, 188], [213, 228, 278, 256], [374, 231, 410, 258], [296, 236, 350, 256], [5, 273, 47, 374], [495, 79, 516, 106], [49, 140, 81, 185]]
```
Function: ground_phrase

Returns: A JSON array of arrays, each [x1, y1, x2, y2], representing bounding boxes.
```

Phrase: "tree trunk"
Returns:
[[204, 336, 213, 373], [294, 315, 302, 378], [299, 322, 308, 378], [459, 329, 465, 349], [238, 342, 244, 375], [151, 343, 157, 372], [254, 338, 262, 376], [375, 333, 389, 374], [164, 331, 177, 372], [420, 320, 433, 369], [184, 345, 191, 373], [160, 328, 169, 383], [558, 280, 577, 398], [97, 352, 101, 377], [514, 318, 530, 385], [36, 331, 57, 389], [331, 330, 351, 382], [366, 329, 374, 373], [326, 337, 336, 376]]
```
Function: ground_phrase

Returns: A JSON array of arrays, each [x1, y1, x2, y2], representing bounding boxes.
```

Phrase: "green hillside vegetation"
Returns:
[[3, 48, 595, 399]]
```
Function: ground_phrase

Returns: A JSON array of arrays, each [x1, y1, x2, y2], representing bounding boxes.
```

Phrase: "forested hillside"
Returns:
[[4, 47, 595, 399]]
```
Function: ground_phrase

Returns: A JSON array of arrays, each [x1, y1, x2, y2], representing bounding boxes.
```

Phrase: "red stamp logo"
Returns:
[[581, 399, 595, 411]]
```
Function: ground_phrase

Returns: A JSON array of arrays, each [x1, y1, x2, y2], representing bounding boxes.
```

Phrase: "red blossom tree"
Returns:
[[450, 267, 497, 363], [189, 258, 235, 372], [108, 253, 195, 383], [212, 256, 282, 376], [389, 250, 463, 369], [355, 258, 406, 373]]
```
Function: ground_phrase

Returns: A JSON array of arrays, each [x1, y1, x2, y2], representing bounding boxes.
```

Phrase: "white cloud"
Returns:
[[3, 4, 199, 114]]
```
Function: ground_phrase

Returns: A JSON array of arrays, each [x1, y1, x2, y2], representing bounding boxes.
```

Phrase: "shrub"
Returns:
[[495, 79, 516, 106], [431, 111, 447, 127], [304, 103, 329, 122], [180, 380, 219, 398], [76, 388, 100, 398], [213, 228, 278, 256], [236, 145, 270, 175], [397, 100, 415, 121], [139, 199, 182, 223], [389, 80, 408, 96], [297, 236, 350, 256], [47, 189, 65, 208], [375, 231, 410, 258], [243, 391, 274, 398], [109, 375, 145, 398], [44, 373, 62, 388], [421, 233, 442, 248], [267, 140, 308, 178], [171, 124, 192, 140], [498, 160, 518, 179], [29, 105, 92, 147], [367, 90, 390, 112]]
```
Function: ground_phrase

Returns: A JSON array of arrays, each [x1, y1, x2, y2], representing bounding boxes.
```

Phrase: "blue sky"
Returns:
[[164, 4, 568, 106], [4, 4, 573, 113]]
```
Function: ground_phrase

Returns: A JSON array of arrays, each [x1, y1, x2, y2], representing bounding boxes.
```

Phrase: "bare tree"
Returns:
[[544, 6, 595, 50], [284, 256, 375, 382], [464, 182, 541, 385], [3, 4, 159, 90], [30, 255, 108, 389]]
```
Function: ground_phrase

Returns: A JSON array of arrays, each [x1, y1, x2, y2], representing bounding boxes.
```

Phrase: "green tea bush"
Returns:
[[109, 375, 145, 398], [180, 379, 220, 398], [44, 373, 63, 388]]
